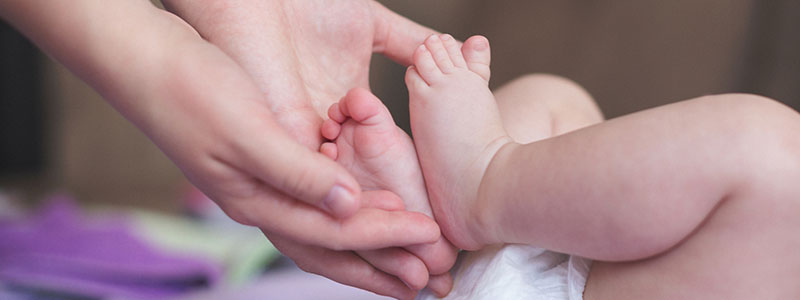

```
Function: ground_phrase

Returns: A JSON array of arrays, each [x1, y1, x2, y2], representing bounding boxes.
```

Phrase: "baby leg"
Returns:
[[487, 94, 800, 299], [414, 35, 800, 298], [493, 77, 800, 298], [581, 97, 800, 299], [409, 35, 800, 298], [493, 73, 604, 142]]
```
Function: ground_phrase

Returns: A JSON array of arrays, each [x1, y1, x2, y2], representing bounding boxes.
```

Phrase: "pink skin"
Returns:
[[1, 0, 453, 298], [155, 0, 456, 298], [408, 33, 800, 299], [155, 0, 452, 299], [320, 88, 458, 295], [406, 34, 506, 250]]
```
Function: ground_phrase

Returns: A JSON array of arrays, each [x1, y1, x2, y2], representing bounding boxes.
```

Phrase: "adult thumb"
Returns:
[[232, 121, 362, 218]]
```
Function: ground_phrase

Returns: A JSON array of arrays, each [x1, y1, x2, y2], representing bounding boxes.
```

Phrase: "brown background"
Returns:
[[372, 0, 799, 131], [4, 0, 798, 210]]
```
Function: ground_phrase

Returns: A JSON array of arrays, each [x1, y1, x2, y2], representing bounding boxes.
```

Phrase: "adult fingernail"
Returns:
[[399, 278, 416, 290], [323, 184, 355, 217]]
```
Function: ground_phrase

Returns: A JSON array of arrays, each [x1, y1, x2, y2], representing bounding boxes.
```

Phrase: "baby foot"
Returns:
[[320, 88, 457, 275], [406, 34, 512, 250]]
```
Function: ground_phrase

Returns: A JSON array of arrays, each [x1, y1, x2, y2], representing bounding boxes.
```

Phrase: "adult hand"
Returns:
[[160, 0, 456, 297], [0, 0, 445, 298]]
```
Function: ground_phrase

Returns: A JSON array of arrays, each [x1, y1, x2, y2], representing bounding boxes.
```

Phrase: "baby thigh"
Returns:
[[585, 183, 800, 299], [493, 73, 603, 143], [584, 94, 800, 299]]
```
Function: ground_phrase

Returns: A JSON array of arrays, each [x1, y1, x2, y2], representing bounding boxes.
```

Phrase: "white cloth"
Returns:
[[418, 245, 591, 300]]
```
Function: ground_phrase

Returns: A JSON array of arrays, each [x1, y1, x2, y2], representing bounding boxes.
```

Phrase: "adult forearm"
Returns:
[[1, 1, 191, 113]]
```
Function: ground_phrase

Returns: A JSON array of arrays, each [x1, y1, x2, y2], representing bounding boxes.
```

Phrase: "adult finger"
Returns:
[[407, 237, 459, 275], [226, 107, 363, 218], [220, 189, 440, 251], [268, 234, 418, 300], [359, 189, 407, 211], [427, 273, 455, 298], [357, 248, 430, 291], [370, 1, 439, 66]]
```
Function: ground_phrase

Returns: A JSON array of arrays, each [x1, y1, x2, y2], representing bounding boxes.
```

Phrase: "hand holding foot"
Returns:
[[321, 88, 458, 297], [156, 1, 446, 297]]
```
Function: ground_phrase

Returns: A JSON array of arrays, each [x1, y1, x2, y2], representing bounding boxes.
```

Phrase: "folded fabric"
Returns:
[[0, 198, 221, 299], [127, 208, 279, 284], [417, 245, 591, 300]]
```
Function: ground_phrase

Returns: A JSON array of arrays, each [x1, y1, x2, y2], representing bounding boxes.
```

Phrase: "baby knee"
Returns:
[[503, 74, 596, 108], [702, 93, 799, 142], [702, 93, 800, 185], [508, 73, 580, 91], [497, 74, 603, 130]]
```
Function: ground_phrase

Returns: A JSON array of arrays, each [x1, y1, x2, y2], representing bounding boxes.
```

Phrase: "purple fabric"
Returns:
[[0, 197, 220, 299]]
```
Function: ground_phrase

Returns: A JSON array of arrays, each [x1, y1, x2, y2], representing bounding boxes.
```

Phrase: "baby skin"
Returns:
[[320, 88, 458, 294], [407, 34, 800, 299]]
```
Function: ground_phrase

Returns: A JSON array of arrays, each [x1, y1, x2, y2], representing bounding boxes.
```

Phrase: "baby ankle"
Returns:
[[471, 139, 519, 246]]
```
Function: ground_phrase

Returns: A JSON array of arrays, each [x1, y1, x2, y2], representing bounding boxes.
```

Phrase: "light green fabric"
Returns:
[[127, 210, 280, 284]]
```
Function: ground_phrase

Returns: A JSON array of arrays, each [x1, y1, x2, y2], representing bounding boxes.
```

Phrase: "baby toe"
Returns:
[[405, 66, 429, 89], [341, 88, 392, 126], [440, 34, 466, 68], [461, 35, 491, 82], [413, 44, 443, 83], [320, 142, 338, 160], [425, 35, 455, 73], [321, 118, 342, 140], [327, 102, 346, 123]]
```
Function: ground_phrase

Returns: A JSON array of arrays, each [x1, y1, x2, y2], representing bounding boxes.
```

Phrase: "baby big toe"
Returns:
[[462, 35, 491, 82], [320, 142, 338, 159], [341, 88, 391, 126]]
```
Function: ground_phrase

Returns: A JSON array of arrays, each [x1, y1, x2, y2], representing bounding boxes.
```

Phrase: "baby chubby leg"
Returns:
[[479, 51, 800, 298], [409, 34, 800, 298], [411, 34, 800, 298], [481, 95, 800, 261], [493, 73, 603, 143], [581, 95, 800, 299]]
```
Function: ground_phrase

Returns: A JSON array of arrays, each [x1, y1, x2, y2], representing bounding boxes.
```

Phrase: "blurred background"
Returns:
[[0, 0, 798, 298], [372, 0, 800, 132], [1, 0, 799, 210]]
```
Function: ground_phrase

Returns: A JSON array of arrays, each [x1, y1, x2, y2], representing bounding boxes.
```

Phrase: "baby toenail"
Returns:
[[474, 39, 489, 51], [441, 34, 453, 41]]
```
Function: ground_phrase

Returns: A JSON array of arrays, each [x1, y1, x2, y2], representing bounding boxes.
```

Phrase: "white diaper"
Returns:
[[418, 245, 591, 300]]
